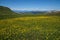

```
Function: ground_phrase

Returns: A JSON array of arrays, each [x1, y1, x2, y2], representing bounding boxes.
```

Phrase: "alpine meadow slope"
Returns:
[[0, 6, 60, 40], [0, 6, 20, 19]]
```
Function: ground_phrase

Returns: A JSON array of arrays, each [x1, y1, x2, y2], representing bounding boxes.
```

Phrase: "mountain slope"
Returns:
[[0, 6, 20, 19], [46, 11, 60, 16]]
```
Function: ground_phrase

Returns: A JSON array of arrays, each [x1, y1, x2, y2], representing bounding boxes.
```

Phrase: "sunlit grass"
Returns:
[[0, 16, 60, 40]]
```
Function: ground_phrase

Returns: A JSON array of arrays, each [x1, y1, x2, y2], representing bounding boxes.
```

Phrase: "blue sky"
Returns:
[[0, 0, 60, 11]]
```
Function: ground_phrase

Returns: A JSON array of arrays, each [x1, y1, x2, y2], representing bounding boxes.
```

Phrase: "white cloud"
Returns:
[[11, 8, 59, 11]]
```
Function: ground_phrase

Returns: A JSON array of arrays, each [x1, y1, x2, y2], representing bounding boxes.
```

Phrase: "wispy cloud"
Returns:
[[11, 8, 57, 11]]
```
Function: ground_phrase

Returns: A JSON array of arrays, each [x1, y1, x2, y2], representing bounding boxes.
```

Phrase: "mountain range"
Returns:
[[0, 6, 60, 19]]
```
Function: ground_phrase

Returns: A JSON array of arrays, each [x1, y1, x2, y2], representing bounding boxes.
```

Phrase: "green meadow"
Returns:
[[0, 16, 60, 40], [0, 6, 60, 40]]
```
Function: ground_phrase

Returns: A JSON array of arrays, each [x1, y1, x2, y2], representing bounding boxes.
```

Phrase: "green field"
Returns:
[[0, 16, 60, 40]]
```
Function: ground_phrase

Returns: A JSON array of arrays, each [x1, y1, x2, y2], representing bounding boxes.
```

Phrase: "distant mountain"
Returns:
[[0, 6, 20, 19], [13, 10, 48, 14], [46, 10, 60, 16], [0, 6, 60, 19], [13, 10, 60, 16], [14, 10, 35, 12]]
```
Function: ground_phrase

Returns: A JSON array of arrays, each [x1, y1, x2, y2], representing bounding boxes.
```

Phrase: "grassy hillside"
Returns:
[[0, 16, 60, 40], [0, 6, 60, 40], [0, 6, 20, 19]]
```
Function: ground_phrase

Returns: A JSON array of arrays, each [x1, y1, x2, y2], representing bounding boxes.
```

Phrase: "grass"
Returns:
[[0, 16, 60, 40]]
